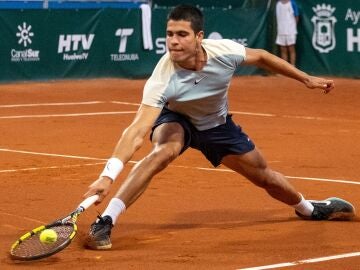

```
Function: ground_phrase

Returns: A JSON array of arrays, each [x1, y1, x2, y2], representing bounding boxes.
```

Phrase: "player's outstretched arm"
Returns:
[[112, 104, 162, 163], [243, 47, 334, 94], [84, 104, 162, 203]]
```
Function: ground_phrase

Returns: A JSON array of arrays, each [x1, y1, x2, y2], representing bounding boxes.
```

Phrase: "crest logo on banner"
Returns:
[[312, 4, 337, 53]]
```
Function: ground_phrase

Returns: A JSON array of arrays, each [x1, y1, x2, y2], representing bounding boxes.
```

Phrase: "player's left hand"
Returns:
[[304, 76, 334, 94], [84, 176, 112, 204]]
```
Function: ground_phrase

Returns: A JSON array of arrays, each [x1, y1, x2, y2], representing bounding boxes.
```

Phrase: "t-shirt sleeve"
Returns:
[[210, 39, 247, 67], [141, 53, 173, 108]]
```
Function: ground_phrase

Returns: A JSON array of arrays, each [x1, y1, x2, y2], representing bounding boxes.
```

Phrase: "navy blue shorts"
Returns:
[[151, 107, 255, 167]]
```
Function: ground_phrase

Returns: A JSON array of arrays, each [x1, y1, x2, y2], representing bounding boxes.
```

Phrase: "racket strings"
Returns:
[[11, 224, 74, 259]]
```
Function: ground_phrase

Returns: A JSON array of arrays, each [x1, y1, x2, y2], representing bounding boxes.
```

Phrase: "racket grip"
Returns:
[[79, 195, 99, 210]]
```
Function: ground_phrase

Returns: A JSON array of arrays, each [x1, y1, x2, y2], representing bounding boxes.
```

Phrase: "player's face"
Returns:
[[166, 20, 203, 69]]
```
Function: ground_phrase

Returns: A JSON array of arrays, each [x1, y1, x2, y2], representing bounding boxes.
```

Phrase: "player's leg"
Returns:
[[86, 122, 185, 250], [114, 122, 185, 207], [222, 150, 355, 220], [191, 115, 301, 205], [221, 149, 301, 205], [192, 115, 354, 220]]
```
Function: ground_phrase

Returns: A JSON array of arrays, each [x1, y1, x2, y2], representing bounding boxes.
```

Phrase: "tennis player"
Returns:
[[84, 4, 354, 250]]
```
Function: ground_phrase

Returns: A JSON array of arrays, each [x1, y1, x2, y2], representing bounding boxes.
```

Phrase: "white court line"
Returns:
[[110, 101, 141, 106], [0, 111, 137, 119], [285, 175, 360, 186], [230, 111, 360, 123], [0, 148, 105, 160], [0, 148, 359, 185], [0, 100, 359, 122], [0, 162, 105, 173], [0, 211, 44, 225], [230, 111, 275, 117], [238, 252, 360, 270], [0, 101, 104, 108], [0, 101, 141, 108]]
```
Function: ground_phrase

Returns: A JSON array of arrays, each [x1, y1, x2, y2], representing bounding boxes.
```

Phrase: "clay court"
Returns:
[[0, 76, 360, 269]]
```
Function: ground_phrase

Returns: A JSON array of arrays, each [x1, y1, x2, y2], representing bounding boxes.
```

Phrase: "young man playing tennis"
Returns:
[[84, 5, 355, 249]]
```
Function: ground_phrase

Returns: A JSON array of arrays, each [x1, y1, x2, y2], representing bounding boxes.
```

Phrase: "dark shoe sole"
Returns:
[[85, 238, 112, 250]]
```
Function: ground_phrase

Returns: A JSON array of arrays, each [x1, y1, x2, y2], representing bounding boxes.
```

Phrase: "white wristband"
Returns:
[[100, 157, 124, 182]]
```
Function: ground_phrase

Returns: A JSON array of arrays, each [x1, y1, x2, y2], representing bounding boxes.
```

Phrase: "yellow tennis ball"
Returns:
[[39, 229, 58, 244]]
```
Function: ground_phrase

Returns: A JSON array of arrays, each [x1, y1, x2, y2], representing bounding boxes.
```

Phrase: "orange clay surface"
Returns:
[[0, 76, 360, 270]]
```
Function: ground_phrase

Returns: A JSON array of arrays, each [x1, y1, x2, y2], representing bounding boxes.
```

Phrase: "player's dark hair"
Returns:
[[167, 4, 204, 34]]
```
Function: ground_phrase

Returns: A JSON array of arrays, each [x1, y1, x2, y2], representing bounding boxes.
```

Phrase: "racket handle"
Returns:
[[79, 195, 99, 210]]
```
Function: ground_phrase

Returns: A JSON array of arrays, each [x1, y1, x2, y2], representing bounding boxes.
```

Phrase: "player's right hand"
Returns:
[[84, 177, 112, 204], [304, 76, 335, 94]]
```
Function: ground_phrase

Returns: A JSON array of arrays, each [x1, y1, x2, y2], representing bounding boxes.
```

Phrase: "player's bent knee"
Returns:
[[149, 144, 180, 166]]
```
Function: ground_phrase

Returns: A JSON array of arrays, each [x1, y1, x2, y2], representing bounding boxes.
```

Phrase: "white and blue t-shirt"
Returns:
[[142, 39, 246, 131]]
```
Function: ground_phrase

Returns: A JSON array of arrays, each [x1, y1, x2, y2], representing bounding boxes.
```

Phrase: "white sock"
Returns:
[[101, 198, 126, 225], [292, 194, 314, 216]]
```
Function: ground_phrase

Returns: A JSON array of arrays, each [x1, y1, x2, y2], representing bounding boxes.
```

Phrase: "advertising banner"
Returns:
[[0, 7, 268, 81], [0, 9, 150, 81], [4, 1, 359, 81]]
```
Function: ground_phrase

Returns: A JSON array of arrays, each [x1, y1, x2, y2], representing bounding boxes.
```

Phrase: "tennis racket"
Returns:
[[10, 194, 99, 261]]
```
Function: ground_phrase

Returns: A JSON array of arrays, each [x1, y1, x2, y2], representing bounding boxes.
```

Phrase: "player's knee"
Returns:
[[149, 144, 180, 167]]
